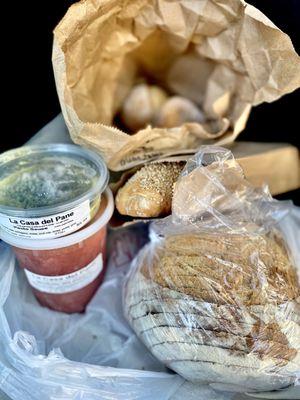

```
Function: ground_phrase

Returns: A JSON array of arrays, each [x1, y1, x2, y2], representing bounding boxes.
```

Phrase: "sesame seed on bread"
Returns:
[[116, 162, 184, 217]]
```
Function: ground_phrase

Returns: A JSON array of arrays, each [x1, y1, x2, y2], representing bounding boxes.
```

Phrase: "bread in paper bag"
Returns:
[[123, 146, 300, 392], [52, 0, 300, 171], [121, 84, 168, 131], [115, 162, 184, 217]]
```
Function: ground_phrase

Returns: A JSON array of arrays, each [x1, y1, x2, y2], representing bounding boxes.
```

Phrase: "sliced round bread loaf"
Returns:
[[124, 232, 300, 391]]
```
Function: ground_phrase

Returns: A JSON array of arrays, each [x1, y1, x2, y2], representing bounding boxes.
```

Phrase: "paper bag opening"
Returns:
[[53, 0, 300, 171]]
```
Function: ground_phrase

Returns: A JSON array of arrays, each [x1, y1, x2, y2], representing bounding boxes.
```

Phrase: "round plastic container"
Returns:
[[0, 144, 108, 240], [0, 188, 114, 313]]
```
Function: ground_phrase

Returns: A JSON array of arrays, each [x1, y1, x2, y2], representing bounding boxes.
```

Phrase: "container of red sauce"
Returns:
[[0, 188, 114, 313]]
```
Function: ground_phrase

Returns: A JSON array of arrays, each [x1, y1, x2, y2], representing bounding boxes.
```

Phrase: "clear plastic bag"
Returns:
[[124, 146, 300, 393]]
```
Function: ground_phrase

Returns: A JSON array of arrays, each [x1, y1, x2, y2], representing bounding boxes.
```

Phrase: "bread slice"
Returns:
[[169, 360, 295, 391], [132, 311, 251, 336], [134, 316, 300, 351], [126, 272, 300, 326], [148, 342, 300, 373]]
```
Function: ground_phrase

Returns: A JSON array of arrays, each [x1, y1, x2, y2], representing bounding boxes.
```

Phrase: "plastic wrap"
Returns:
[[124, 146, 300, 393]]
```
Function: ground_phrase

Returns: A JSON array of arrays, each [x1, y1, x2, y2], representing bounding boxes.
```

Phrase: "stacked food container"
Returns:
[[0, 143, 113, 313]]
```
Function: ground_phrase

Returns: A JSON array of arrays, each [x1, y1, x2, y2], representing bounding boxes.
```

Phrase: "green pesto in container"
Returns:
[[0, 144, 109, 239]]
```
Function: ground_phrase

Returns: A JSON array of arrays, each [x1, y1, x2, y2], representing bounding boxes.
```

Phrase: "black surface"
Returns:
[[5, 1, 74, 151], [275, 189, 300, 206], [238, 0, 300, 149]]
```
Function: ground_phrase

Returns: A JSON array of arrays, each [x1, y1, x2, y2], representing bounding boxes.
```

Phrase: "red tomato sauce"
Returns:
[[13, 196, 110, 313]]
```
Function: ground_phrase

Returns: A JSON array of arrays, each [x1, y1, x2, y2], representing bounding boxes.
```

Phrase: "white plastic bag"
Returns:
[[0, 223, 235, 400]]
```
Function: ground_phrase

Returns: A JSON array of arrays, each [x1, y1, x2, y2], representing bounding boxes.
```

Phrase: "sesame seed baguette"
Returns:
[[115, 162, 184, 217]]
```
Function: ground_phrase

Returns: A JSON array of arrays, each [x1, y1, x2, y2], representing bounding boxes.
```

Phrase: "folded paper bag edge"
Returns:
[[52, 0, 300, 171]]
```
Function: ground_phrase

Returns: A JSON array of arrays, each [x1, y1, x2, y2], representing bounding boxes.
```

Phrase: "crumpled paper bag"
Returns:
[[52, 0, 300, 171]]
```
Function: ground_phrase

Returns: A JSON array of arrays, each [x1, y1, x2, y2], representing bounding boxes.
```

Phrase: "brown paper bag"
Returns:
[[53, 0, 300, 171]]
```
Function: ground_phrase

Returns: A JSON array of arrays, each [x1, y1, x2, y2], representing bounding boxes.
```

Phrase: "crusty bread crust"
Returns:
[[143, 233, 299, 306]]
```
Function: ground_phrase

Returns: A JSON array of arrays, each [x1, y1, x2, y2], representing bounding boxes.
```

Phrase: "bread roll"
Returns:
[[124, 232, 300, 391], [115, 162, 184, 217], [157, 96, 205, 128], [121, 84, 168, 132]]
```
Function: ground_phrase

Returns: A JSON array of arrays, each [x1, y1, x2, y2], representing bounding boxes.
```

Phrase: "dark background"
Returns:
[[4, 0, 300, 201]]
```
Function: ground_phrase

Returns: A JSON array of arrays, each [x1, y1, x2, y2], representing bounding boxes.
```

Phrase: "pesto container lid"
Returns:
[[0, 143, 109, 240]]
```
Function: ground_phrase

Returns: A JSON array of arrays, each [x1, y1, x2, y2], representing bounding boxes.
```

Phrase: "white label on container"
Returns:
[[0, 200, 91, 239], [24, 254, 103, 294]]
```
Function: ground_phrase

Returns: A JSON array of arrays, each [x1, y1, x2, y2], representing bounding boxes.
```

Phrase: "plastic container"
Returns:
[[0, 188, 114, 313], [0, 144, 108, 239]]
